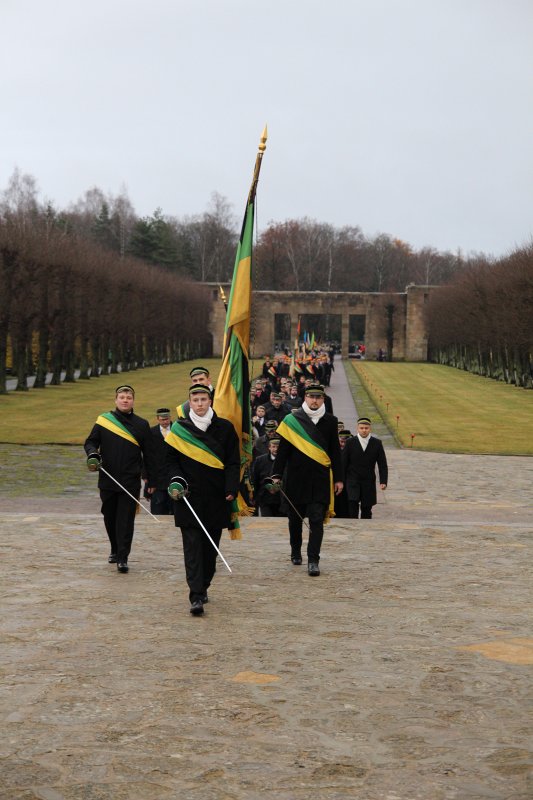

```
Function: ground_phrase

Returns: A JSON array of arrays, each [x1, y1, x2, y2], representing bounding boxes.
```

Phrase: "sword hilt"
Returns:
[[87, 453, 102, 471], [168, 475, 189, 500]]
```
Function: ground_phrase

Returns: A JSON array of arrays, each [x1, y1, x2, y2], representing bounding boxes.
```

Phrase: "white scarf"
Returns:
[[302, 401, 326, 425], [357, 433, 371, 451], [189, 406, 214, 432]]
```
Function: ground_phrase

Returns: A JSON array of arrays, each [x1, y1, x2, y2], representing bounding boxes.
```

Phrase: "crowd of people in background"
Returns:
[[85, 350, 388, 614]]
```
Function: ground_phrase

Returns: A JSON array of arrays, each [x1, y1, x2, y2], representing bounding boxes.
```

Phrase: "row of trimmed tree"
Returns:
[[428, 245, 533, 388], [0, 200, 211, 394]]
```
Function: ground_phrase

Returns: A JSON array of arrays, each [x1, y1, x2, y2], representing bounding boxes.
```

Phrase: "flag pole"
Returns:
[[222, 124, 268, 360], [247, 124, 268, 206]]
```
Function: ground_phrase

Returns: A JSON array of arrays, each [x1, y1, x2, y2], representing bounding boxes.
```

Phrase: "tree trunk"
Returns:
[[34, 319, 50, 388], [13, 334, 29, 391]]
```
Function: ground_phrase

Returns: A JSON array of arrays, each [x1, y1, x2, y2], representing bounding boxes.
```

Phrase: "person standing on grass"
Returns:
[[84, 385, 156, 573], [342, 417, 388, 519]]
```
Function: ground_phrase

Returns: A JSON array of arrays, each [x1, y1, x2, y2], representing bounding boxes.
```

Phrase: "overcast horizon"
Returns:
[[2, 0, 532, 259]]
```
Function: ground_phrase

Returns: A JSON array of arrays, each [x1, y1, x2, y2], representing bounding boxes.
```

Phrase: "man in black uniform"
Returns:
[[272, 383, 343, 576], [342, 416, 388, 519], [251, 437, 284, 517], [146, 407, 174, 516], [84, 384, 155, 573], [252, 419, 278, 459], [165, 384, 240, 616], [264, 392, 289, 424], [176, 366, 213, 419]]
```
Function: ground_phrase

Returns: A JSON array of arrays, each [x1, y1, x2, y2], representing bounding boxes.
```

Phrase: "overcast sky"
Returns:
[[2, 0, 532, 257]]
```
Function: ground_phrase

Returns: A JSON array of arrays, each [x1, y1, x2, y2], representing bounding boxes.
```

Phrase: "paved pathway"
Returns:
[[326, 356, 359, 429], [1, 448, 532, 799]]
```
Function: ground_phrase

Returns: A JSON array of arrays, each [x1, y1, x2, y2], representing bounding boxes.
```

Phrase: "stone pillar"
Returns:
[[405, 286, 431, 361], [341, 311, 350, 359], [251, 296, 275, 360], [289, 315, 298, 350]]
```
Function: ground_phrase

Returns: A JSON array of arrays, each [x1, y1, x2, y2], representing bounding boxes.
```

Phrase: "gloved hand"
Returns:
[[87, 453, 102, 471], [264, 475, 282, 494], [168, 476, 188, 500]]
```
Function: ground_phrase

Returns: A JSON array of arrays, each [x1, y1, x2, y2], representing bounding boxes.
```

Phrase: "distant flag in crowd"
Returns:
[[213, 126, 267, 537]]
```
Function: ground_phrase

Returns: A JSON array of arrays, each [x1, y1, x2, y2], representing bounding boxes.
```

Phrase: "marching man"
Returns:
[[84, 384, 156, 573], [165, 384, 240, 616], [272, 383, 343, 576]]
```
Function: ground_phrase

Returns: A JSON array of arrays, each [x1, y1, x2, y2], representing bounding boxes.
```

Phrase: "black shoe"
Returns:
[[117, 562, 129, 573], [190, 600, 204, 616], [108, 553, 118, 564], [291, 555, 302, 565], [308, 562, 320, 576], [202, 593, 209, 604]]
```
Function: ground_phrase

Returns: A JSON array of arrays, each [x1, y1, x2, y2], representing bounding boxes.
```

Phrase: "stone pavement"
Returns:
[[325, 357, 359, 427], [1, 449, 532, 800]]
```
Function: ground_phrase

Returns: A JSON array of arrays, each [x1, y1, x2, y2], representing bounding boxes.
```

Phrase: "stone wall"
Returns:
[[207, 284, 433, 361]]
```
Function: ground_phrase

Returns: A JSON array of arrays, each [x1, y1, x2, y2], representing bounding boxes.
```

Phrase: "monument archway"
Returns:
[[206, 285, 432, 361]]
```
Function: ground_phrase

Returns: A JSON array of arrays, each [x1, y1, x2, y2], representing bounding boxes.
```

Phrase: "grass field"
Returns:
[[350, 361, 533, 455], [0, 360, 223, 445], [1, 359, 532, 455]]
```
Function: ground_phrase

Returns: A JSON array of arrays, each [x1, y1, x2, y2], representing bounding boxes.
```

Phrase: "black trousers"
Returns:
[[150, 489, 173, 516], [288, 502, 327, 563], [348, 500, 373, 519], [181, 525, 222, 603], [259, 504, 284, 517], [100, 490, 137, 561]]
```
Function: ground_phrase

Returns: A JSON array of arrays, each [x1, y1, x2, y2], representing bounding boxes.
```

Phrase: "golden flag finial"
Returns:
[[248, 124, 268, 204], [259, 125, 268, 153]]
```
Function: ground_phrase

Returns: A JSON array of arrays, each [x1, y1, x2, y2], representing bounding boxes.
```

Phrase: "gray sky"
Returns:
[[2, 0, 532, 257]]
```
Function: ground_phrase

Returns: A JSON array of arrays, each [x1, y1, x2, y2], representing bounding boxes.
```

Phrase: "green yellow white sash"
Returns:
[[166, 422, 224, 470], [96, 413, 140, 446], [276, 413, 335, 521]]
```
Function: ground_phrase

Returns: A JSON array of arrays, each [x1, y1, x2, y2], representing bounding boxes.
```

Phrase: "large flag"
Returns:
[[213, 127, 267, 536], [214, 199, 254, 465]]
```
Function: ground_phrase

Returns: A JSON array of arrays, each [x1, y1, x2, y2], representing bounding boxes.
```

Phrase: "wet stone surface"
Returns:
[[1, 450, 532, 799]]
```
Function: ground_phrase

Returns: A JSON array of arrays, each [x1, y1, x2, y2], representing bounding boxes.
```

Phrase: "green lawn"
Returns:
[[0, 360, 223, 445], [2, 359, 532, 455], [350, 361, 533, 455]]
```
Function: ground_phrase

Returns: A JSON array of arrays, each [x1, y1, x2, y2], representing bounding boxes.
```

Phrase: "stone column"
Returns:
[[341, 311, 350, 359], [405, 286, 431, 361], [289, 315, 298, 350]]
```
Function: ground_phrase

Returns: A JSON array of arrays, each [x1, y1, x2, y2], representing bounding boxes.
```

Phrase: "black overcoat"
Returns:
[[251, 452, 281, 509], [342, 435, 388, 507], [84, 409, 155, 493], [273, 410, 343, 506], [148, 424, 171, 490], [165, 412, 240, 530]]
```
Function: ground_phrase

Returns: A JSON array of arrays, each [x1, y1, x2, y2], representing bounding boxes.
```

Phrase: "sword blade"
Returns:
[[183, 496, 232, 573], [99, 466, 160, 523], [277, 486, 310, 531]]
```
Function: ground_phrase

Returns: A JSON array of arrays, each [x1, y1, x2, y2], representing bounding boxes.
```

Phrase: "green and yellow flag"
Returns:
[[213, 126, 267, 529]]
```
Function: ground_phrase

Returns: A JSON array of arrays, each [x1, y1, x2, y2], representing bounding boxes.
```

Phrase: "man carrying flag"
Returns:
[[272, 383, 343, 576]]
